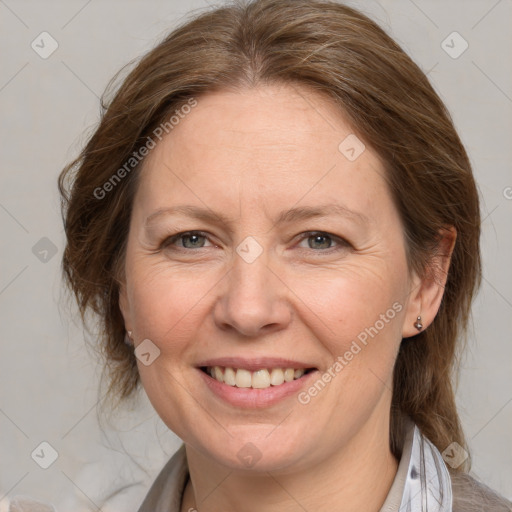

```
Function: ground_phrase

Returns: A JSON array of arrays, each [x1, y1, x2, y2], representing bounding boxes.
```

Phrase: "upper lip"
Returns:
[[196, 357, 317, 372]]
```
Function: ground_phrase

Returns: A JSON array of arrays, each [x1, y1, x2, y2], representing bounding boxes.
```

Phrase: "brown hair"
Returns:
[[58, 0, 481, 470]]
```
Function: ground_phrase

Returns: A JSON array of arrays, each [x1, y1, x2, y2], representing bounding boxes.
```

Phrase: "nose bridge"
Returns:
[[214, 237, 290, 337], [232, 238, 271, 291]]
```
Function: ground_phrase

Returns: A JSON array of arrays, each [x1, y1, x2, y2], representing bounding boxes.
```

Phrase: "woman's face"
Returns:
[[120, 84, 420, 472]]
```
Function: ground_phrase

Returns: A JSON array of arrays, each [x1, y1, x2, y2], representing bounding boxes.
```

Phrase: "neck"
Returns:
[[182, 412, 399, 512]]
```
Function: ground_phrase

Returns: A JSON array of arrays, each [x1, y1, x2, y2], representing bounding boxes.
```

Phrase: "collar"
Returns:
[[137, 419, 452, 512], [380, 417, 452, 511]]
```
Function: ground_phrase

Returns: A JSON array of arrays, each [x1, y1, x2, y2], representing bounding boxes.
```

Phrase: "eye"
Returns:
[[161, 231, 213, 250], [296, 231, 350, 252], [160, 230, 350, 253]]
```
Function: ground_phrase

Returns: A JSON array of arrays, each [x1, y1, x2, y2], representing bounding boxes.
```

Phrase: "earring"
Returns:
[[124, 330, 133, 346], [414, 316, 423, 331]]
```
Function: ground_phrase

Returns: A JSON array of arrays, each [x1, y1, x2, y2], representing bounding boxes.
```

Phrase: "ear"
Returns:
[[402, 227, 456, 338]]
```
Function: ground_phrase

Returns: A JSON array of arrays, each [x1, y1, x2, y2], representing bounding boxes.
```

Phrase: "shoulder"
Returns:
[[450, 470, 512, 512], [136, 443, 189, 512]]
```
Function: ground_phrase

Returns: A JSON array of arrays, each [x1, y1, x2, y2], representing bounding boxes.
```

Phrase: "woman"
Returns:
[[55, 0, 511, 510]]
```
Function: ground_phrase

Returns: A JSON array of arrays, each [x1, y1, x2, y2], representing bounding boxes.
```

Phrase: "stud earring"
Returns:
[[124, 330, 133, 346], [414, 316, 423, 331]]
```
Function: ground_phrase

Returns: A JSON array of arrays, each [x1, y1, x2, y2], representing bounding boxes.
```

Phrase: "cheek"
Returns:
[[290, 260, 406, 343], [291, 269, 406, 415], [289, 265, 407, 412], [127, 258, 216, 344]]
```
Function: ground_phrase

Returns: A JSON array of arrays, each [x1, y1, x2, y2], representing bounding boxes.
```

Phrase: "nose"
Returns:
[[213, 246, 292, 338]]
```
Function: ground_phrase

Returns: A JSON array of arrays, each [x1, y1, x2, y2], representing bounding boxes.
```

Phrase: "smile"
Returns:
[[201, 366, 316, 389]]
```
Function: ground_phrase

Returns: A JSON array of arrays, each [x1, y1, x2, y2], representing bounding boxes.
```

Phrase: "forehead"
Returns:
[[136, 84, 390, 220], [146, 85, 360, 166]]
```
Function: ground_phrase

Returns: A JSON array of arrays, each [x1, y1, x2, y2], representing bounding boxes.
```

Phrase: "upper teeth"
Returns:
[[207, 366, 307, 389]]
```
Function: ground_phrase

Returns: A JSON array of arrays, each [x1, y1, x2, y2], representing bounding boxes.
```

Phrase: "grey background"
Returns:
[[0, 0, 511, 509]]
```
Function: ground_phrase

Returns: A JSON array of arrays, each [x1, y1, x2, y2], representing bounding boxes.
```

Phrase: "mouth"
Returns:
[[195, 357, 320, 408], [199, 365, 317, 389]]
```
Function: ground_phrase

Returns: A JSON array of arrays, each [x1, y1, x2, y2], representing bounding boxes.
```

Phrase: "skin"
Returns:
[[119, 84, 454, 512]]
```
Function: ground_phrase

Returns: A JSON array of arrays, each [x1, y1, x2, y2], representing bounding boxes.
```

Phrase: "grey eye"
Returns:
[[307, 233, 334, 250], [180, 233, 207, 248]]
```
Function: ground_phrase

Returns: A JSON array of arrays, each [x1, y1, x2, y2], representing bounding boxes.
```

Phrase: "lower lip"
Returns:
[[197, 368, 319, 408]]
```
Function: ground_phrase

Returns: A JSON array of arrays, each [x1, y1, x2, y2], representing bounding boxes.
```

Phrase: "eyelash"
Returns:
[[160, 230, 350, 254]]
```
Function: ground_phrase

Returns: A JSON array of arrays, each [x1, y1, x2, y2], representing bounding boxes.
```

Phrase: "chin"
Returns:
[[186, 425, 318, 473]]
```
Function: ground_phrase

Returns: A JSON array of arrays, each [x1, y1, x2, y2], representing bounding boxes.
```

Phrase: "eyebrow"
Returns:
[[144, 203, 369, 228]]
